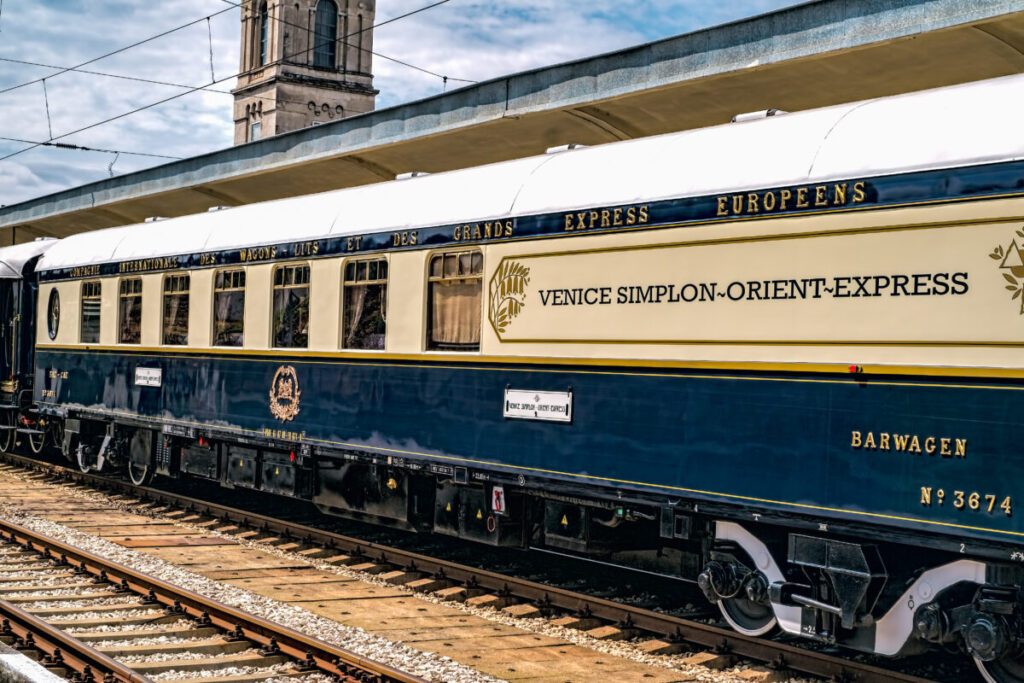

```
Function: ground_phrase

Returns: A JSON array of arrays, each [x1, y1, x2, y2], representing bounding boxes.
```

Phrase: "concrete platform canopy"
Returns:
[[5, 0, 1024, 242]]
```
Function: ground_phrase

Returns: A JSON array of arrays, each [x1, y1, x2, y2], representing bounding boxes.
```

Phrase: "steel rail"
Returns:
[[0, 451, 937, 683], [0, 513, 428, 683], [0, 595, 152, 682]]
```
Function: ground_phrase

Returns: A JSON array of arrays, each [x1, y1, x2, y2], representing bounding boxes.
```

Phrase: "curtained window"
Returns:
[[273, 264, 310, 348], [213, 269, 245, 347], [342, 259, 387, 349], [118, 278, 142, 344], [427, 251, 482, 351], [313, 0, 338, 68], [80, 281, 101, 344], [162, 274, 189, 345]]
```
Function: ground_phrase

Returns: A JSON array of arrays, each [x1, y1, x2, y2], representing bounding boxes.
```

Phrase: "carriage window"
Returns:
[[272, 264, 310, 348], [342, 259, 387, 350], [80, 281, 101, 344], [118, 278, 142, 344], [213, 269, 245, 347], [427, 251, 482, 351], [162, 274, 189, 345]]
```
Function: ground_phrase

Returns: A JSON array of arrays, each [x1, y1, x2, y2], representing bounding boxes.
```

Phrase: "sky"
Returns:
[[0, 0, 798, 207]]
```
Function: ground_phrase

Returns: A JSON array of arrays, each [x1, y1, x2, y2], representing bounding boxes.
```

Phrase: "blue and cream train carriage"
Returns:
[[7, 73, 1024, 679]]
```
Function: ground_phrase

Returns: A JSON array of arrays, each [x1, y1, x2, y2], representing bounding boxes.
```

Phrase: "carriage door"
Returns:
[[0, 279, 15, 392]]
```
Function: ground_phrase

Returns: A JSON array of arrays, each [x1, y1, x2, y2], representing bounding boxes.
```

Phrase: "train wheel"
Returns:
[[976, 655, 1024, 683], [719, 595, 779, 636], [0, 412, 12, 454], [127, 430, 154, 486], [26, 428, 44, 455]]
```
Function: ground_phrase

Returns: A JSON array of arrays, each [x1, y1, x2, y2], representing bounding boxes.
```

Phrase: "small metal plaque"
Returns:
[[503, 389, 572, 423], [134, 367, 162, 387]]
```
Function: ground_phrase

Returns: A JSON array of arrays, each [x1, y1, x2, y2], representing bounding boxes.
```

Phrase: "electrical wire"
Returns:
[[0, 56, 333, 110], [0, 0, 465, 164], [0, 5, 235, 97], [221, 0, 476, 85], [0, 136, 181, 159]]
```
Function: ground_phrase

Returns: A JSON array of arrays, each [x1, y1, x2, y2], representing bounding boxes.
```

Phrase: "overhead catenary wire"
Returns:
[[0, 136, 182, 160], [0, 5, 236, 98], [220, 0, 476, 86], [0, 0, 463, 164]]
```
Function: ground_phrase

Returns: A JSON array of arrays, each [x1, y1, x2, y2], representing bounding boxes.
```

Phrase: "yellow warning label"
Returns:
[[476, 509, 483, 519], [561, 515, 568, 526], [446, 503, 452, 512]]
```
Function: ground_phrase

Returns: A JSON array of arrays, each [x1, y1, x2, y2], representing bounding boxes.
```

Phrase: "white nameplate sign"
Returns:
[[134, 367, 163, 387], [503, 389, 572, 423]]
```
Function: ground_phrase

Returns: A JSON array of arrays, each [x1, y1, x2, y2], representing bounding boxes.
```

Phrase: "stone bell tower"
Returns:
[[232, 0, 378, 144]]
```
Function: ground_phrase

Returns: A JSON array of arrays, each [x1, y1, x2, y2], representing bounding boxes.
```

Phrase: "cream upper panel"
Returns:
[[478, 195, 1024, 369]]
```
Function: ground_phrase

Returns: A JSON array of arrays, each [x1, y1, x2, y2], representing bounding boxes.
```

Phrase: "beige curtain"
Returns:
[[431, 282, 480, 345]]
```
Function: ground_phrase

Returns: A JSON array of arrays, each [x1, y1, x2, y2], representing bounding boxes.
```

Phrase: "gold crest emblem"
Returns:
[[269, 365, 301, 422], [989, 229, 1024, 314], [488, 259, 530, 336]]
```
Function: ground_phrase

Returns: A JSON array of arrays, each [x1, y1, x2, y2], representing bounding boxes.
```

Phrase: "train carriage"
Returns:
[[10, 73, 1024, 679]]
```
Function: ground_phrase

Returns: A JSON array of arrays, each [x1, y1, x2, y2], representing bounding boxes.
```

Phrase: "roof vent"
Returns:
[[207, 206, 231, 212], [144, 216, 168, 223], [396, 171, 429, 180], [731, 109, 788, 123], [545, 143, 588, 154]]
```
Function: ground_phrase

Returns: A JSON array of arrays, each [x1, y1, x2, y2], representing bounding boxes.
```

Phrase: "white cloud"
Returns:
[[0, 0, 795, 206]]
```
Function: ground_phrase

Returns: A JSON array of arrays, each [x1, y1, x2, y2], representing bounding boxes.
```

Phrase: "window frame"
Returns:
[[271, 262, 311, 349], [425, 249, 484, 352], [341, 256, 388, 351], [212, 268, 246, 348], [258, 2, 269, 65], [80, 280, 102, 344], [117, 277, 143, 345], [313, 0, 338, 69], [161, 273, 190, 346]]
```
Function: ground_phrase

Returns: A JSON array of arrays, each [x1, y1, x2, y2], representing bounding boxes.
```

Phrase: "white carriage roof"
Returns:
[[0, 239, 57, 278], [37, 72, 1024, 273]]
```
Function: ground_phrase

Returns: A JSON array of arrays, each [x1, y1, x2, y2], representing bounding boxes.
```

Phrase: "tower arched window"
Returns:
[[313, 0, 338, 69], [259, 3, 269, 64]]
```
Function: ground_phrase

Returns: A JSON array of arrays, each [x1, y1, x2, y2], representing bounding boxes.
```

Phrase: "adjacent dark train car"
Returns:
[[12, 74, 1024, 680]]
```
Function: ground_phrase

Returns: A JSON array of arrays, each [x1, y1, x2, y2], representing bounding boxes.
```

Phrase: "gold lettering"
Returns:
[[564, 215, 574, 231], [940, 438, 951, 456], [796, 187, 809, 208], [780, 189, 791, 210], [716, 196, 728, 216], [638, 206, 649, 223], [763, 192, 776, 211], [505, 220, 514, 236], [626, 207, 637, 225], [747, 193, 759, 214], [921, 487, 932, 505], [613, 208, 623, 226], [925, 437, 936, 454], [851, 431, 862, 448], [732, 195, 744, 214], [864, 432, 876, 449], [893, 434, 910, 451], [833, 183, 847, 205], [601, 210, 611, 227], [955, 438, 967, 457], [410, 231, 418, 245], [879, 433, 890, 450], [853, 181, 866, 203], [472, 225, 482, 240], [589, 211, 599, 227], [815, 185, 828, 207], [909, 435, 921, 453]]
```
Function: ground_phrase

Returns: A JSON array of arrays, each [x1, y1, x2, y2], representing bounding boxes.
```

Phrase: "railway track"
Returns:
[[0, 451, 944, 683], [0, 511, 426, 682]]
